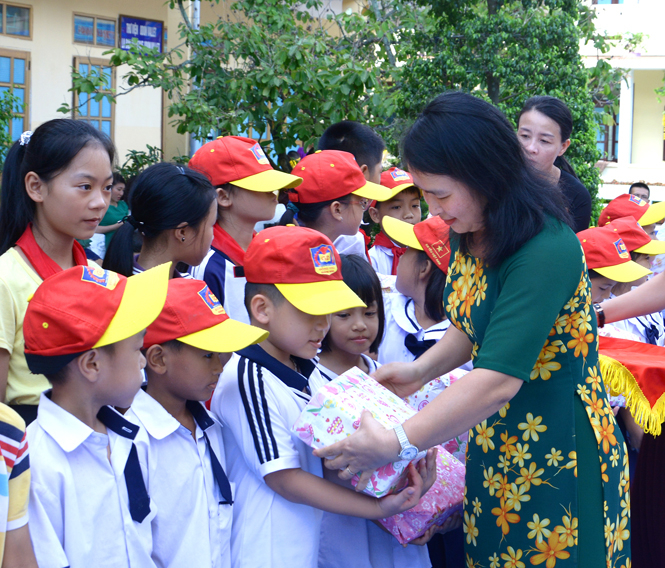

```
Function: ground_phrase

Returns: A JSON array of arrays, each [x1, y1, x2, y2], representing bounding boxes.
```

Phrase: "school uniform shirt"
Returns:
[[315, 357, 431, 568], [211, 345, 326, 568], [334, 233, 369, 261], [368, 243, 393, 276], [127, 390, 232, 568], [190, 249, 250, 325], [609, 293, 665, 346], [133, 255, 192, 279], [27, 393, 156, 568]]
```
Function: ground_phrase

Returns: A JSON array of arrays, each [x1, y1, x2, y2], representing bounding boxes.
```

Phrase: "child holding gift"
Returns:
[[126, 278, 267, 568], [211, 225, 435, 568]]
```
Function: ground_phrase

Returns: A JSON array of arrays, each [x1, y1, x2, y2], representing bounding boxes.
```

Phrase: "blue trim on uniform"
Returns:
[[237, 358, 264, 462], [97, 406, 139, 440], [237, 344, 314, 392], [186, 400, 214, 431], [202, 249, 233, 306], [0, 420, 25, 444], [9, 454, 29, 479], [404, 298, 419, 331]]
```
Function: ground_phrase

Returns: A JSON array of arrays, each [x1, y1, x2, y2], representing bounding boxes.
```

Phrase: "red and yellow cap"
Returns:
[[243, 225, 366, 315], [382, 215, 452, 273], [289, 150, 391, 204], [577, 226, 652, 282], [24, 263, 171, 375], [189, 136, 302, 192], [606, 216, 665, 255], [598, 193, 665, 227], [144, 279, 268, 352]]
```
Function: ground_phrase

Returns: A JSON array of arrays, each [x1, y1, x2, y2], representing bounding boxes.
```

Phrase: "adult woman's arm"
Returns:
[[602, 270, 665, 323]]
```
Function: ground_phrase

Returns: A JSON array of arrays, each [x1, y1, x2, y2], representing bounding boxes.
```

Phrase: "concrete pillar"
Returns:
[[618, 70, 634, 166]]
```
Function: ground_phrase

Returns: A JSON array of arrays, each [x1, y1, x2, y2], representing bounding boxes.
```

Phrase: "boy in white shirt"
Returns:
[[126, 278, 267, 568], [211, 226, 435, 568], [22, 263, 170, 568]]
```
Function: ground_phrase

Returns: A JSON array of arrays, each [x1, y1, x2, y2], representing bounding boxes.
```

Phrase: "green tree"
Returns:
[[0, 90, 21, 169]]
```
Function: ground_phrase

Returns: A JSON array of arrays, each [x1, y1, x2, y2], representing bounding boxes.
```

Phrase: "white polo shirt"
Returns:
[[27, 393, 155, 568], [368, 244, 394, 277], [211, 345, 326, 568], [127, 389, 232, 568], [315, 357, 431, 568], [334, 233, 369, 261]]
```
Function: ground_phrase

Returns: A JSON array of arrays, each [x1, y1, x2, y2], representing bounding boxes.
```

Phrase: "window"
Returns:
[[74, 14, 116, 47], [0, 49, 29, 142], [592, 0, 624, 4], [0, 3, 30, 38], [595, 107, 619, 162], [73, 58, 114, 138]]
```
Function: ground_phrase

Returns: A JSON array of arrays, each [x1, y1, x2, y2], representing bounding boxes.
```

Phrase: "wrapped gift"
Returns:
[[292, 366, 425, 497], [403, 369, 469, 463], [378, 445, 465, 544]]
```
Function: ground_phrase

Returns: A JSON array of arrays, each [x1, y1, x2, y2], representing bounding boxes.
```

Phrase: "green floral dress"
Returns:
[[445, 219, 630, 568]]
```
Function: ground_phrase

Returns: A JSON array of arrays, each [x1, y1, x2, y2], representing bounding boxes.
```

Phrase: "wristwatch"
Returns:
[[393, 424, 419, 460]]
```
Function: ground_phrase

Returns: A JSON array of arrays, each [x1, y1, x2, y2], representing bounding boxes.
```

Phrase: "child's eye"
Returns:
[[390, 205, 401, 211], [365, 311, 377, 317], [103, 184, 113, 192], [204, 353, 215, 359], [80, 183, 92, 190], [336, 312, 350, 319]]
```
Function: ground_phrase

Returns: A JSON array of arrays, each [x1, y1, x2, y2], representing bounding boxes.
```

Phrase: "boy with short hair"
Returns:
[[23, 263, 171, 568], [368, 167, 422, 276], [211, 226, 433, 568], [126, 278, 267, 568]]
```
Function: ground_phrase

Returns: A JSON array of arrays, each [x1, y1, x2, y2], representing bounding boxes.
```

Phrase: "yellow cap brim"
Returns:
[[382, 216, 423, 250], [594, 261, 652, 283], [638, 201, 665, 226], [276, 280, 366, 315], [94, 262, 171, 348], [233, 169, 303, 192], [352, 180, 394, 201], [377, 182, 417, 202], [634, 239, 665, 255], [178, 319, 268, 353]]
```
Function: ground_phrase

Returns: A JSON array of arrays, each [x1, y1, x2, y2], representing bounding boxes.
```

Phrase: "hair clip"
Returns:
[[176, 166, 185, 175], [19, 131, 32, 146]]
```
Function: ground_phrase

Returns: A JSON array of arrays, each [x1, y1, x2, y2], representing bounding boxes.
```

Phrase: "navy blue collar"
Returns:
[[97, 406, 140, 440], [237, 344, 315, 393], [186, 400, 214, 431]]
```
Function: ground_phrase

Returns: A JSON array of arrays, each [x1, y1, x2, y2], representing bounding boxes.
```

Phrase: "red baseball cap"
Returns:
[[189, 136, 302, 192], [243, 225, 366, 315], [577, 226, 652, 282], [606, 216, 665, 255], [24, 263, 171, 375], [144, 279, 267, 351], [379, 167, 417, 199], [382, 216, 452, 273], [598, 193, 665, 227], [289, 150, 391, 203]]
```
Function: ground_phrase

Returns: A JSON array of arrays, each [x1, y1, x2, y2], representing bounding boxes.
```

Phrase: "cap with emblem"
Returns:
[[143, 279, 267, 351], [577, 226, 652, 282], [289, 150, 391, 204], [606, 216, 665, 255], [598, 193, 665, 227], [188, 136, 302, 192], [381, 215, 452, 273], [243, 225, 366, 315], [23, 263, 171, 375]]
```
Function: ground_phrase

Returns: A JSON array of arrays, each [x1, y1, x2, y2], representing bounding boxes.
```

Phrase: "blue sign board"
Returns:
[[120, 16, 163, 53]]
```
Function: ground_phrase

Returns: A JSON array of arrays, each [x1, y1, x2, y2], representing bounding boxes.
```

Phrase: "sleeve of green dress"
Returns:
[[473, 220, 584, 382]]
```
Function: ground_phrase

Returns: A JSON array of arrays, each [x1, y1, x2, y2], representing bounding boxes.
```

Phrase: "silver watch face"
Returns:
[[400, 446, 418, 461]]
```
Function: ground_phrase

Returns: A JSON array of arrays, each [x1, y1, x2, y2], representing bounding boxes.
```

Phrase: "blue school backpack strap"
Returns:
[[237, 344, 315, 394]]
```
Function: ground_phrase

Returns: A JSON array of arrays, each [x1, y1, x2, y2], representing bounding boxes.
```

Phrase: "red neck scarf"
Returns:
[[211, 224, 256, 267], [15, 224, 88, 281], [372, 231, 406, 275]]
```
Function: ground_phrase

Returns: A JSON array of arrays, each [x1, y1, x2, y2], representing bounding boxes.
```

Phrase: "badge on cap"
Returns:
[[310, 244, 337, 275], [628, 194, 646, 206], [424, 241, 451, 267], [390, 168, 410, 182], [249, 143, 270, 165], [198, 285, 226, 315], [613, 238, 630, 259], [81, 266, 120, 290]]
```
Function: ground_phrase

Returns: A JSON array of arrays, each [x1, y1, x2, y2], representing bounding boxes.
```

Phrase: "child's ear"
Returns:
[[145, 345, 167, 374], [329, 201, 344, 222], [174, 222, 189, 244], [250, 294, 272, 325], [368, 206, 381, 225], [419, 258, 434, 281], [359, 163, 371, 182], [217, 186, 233, 209], [76, 350, 104, 384], [24, 171, 47, 204]]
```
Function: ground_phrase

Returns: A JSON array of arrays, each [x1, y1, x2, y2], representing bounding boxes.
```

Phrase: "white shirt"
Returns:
[[334, 232, 369, 260], [27, 393, 155, 568], [609, 293, 665, 346], [211, 346, 326, 568], [127, 390, 232, 568], [368, 244, 394, 277], [314, 357, 431, 568]]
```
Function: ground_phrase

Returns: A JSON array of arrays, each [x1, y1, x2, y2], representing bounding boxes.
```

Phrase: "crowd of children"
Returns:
[[0, 112, 663, 568]]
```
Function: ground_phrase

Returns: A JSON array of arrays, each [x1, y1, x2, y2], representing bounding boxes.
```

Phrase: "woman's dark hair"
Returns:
[[0, 119, 115, 254], [103, 163, 215, 276], [414, 251, 447, 322], [112, 171, 126, 186], [518, 95, 578, 179], [321, 254, 385, 353], [403, 91, 571, 267], [279, 193, 352, 227]]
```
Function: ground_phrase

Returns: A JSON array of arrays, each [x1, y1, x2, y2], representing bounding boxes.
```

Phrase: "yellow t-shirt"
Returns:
[[0, 248, 48, 405]]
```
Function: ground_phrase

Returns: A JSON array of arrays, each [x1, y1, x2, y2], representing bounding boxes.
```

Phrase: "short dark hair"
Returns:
[[403, 91, 571, 268], [321, 254, 385, 353], [43, 344, 116, 384], [587, 269, 602, 280], [318, 121, 385, 169], [629, 182, 650, 198], [112, 171, 126, 186], [414, 251, 447, 322], [244, 282, 286, 319], [279, 194, 352, 226]]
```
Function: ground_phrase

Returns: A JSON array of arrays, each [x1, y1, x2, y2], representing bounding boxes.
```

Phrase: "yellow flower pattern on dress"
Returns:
[[445, 237, 629, 568]]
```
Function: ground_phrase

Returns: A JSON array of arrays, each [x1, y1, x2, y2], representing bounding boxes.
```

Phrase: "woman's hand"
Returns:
[[372, 361, 425, 398]]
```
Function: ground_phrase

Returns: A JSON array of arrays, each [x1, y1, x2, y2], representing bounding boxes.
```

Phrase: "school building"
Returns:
[[584, 0, 665, 201]]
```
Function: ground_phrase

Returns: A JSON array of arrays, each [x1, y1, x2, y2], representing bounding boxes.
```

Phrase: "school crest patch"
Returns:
[[249, 143, 270, 165], [628, 194, 646, 206], [613, 238, 630, 259], [80, 266, 119, 290], [198, 285, 226, 315], [390, 168, 410, 182], [424, 240, 451, 267], [310, 244, 337, 275]]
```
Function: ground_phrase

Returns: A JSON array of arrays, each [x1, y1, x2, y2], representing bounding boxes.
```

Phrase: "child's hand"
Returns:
[[416, 447, 438, 496], [408, 512, 463, 546], [376, 462, 423, 518]]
